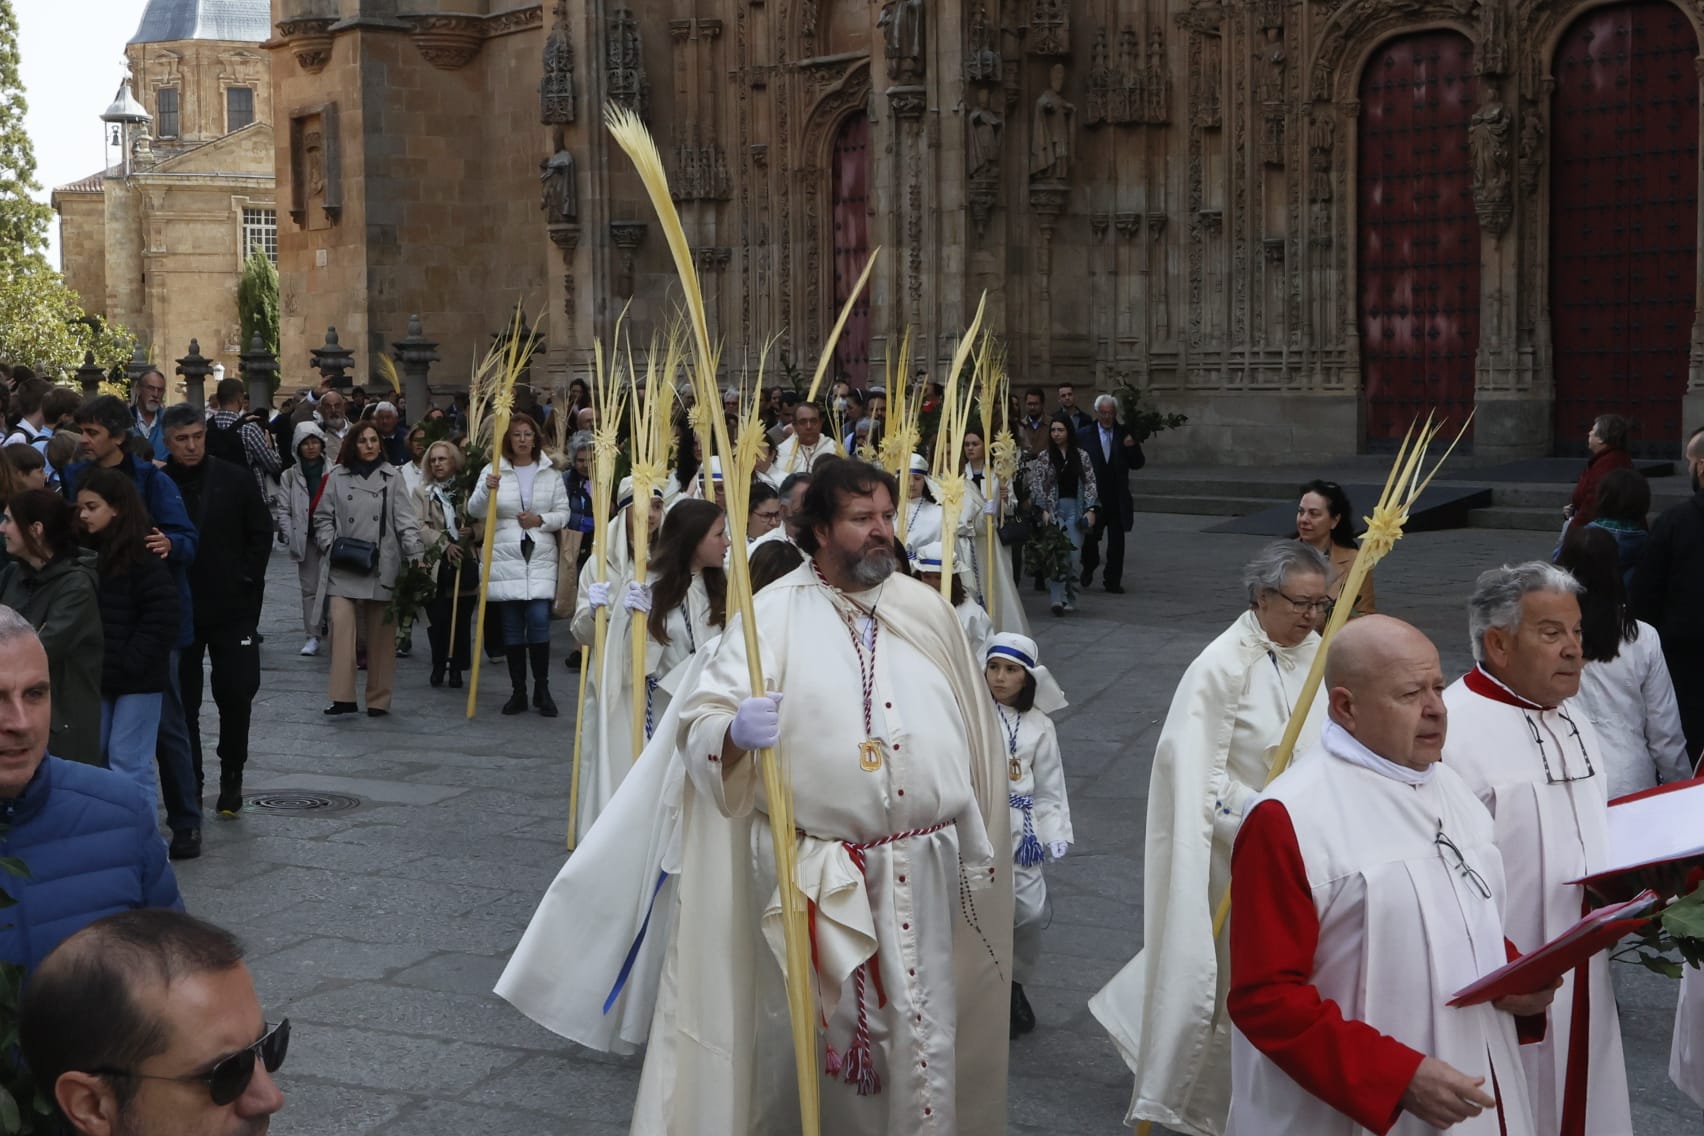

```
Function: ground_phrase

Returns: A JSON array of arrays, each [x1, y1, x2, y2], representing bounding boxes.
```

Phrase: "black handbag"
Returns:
[[998, 514, 1033, 547], [329, 484, 387, 576]]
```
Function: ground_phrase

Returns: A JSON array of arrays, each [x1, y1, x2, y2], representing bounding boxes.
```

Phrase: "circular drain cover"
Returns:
[[245, 791, 362, 815]]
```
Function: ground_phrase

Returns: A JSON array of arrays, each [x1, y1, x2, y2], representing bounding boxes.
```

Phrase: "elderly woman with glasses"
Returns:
[[1091, 540, 1329, 1136]]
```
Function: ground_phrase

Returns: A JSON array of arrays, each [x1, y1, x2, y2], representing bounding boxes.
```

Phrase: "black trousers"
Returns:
[[1080, 516, 1127, 585], [425, 585, 475, 672], [180, 628, 261, 792]]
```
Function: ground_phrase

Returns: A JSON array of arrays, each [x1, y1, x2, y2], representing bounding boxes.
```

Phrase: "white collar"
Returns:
[[1322, 720, 1435, 786]]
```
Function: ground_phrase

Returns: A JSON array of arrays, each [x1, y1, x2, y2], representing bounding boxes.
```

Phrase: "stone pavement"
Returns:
[[180, 515, 1696, 1134]]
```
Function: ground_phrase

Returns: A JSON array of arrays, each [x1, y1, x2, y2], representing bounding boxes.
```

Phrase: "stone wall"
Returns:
[[54, 192, 107, 318]]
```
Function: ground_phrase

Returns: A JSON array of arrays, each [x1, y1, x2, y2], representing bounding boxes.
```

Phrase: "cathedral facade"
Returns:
[[267, 0, 1703, 461]]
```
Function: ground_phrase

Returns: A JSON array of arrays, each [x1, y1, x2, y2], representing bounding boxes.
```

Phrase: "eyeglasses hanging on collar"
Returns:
[[1435, 819, 1493, 900], [1523, 709, 1596, 785]]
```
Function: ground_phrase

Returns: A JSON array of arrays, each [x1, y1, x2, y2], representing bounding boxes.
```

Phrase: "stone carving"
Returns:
[[672, 143, 732, 201], [539, 0, 576, 125], [1258, 24, 1285, 166], [1188, 21, 1223, 130], [1518, 101, 1544, 195], [879, 0, 926, 82], [610, 220, 647, 297], [277, 18, 335, 75], [1029, 0, 1071, 56], [1477, 0, 1510, 77], [1086, 30, 1113, 126], [967, 88, 1004, 235], [1307, 112, 1334, 203], [540, 146, 577, 223], [966, 3, 1002, 84], [608, 8, 650, 119], [1030, 63, 1074, 182], [289, 106, 341, 228], [410, 15, 484, 70], [1469, 92, 1513, 235], [1146, 29, 1170, 124]]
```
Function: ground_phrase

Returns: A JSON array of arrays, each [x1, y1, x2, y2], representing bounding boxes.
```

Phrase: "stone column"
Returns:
[[310, 326, 354, 389], [175, 339, 213, 411], [75, 352, 106, 397], [239, 335, 279, 411], [392, 315, 440, 418]]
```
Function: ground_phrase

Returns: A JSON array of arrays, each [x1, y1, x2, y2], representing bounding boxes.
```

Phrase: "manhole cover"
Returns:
[[244, 792, 362, 815]]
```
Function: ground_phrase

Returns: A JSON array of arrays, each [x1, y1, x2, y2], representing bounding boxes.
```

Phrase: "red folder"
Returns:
[[1447, 891, 1659, 1007], [1572, 776, 1704, 903]]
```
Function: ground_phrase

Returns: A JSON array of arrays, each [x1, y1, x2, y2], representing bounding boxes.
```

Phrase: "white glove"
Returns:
[[728, 693, 785, 752], [1048, 841, 1069, 862], [623, 582, 653, 613], [586, 581, 611, 609], [983, 499, 998, 516]]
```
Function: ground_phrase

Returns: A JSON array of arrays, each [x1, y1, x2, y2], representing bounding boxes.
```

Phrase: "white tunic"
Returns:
[[1089, 609, 1326, 1136], [1442, 669, 1633, 1136], [569, 513, 640, 841], [666, 565, 1011, 1136], [956, 600, 994, 663], [999, 703, 1070, 985], [1227, 726, 1536, 1136], [775, 432, 838, 476], [902, 498, 944, 558]]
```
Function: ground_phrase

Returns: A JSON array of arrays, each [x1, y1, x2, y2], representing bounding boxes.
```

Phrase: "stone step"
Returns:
[[1466, 505, 1568, 532], [1130, 491, 1280, 517]]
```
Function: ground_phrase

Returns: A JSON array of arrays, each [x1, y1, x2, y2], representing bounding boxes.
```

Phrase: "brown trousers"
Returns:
[[327, 597, 395, 711]]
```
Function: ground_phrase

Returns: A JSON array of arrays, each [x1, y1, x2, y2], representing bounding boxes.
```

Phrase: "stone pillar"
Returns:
[[124, 346, 152, 388], [240, 335, 280, 411], [75, 352, 106, 397], [392, 314, 440, 418], [310, 326, 354, 389], [175, 339, 214, 411]]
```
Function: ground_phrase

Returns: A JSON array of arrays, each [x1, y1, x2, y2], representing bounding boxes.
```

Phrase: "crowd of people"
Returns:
[[14, 343, 1704, 1136]]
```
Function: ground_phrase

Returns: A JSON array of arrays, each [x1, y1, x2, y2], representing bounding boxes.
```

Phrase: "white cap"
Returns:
[[913, 541, 944, 572], [985, 632, 1068, 713], [709, 455, 724, 482], [908, 452, 929, 475]]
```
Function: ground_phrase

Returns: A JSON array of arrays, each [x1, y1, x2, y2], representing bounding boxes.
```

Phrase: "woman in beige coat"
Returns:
[[312, 421, 424, 717]]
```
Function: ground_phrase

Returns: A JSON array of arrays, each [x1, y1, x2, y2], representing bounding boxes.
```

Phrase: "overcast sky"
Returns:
[[16, 0, 143, 268]]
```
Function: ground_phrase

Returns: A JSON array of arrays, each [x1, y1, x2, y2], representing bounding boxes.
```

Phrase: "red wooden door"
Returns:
[[1550, 1, 1698, 455], [1358, 32, 1481, 443], [831, 112, 872, 390]]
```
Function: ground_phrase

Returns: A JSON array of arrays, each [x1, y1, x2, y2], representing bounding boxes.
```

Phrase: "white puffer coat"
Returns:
[[468, 455, 571, 603]]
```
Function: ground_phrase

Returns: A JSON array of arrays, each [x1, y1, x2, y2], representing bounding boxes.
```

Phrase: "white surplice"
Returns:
[[1089, 609, 1326, 1136], [643, 563, 1011, 1136], [641, 571, 716, 731], [775, 432, 838, 476], [1442, 669, 1633, 1136], [1227, 725, 1537, 1136], [569, 511, 641, 842]]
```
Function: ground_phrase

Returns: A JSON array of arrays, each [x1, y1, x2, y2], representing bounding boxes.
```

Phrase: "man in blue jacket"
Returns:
[[0, 606, 182, 974], [65, 395, 204, 860]]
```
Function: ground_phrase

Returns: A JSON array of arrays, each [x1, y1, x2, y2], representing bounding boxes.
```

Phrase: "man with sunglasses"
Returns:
[[1442, 563, 1631, 1136], [1227, 616, 1556, 1136], [21, 909, 286, 1136]]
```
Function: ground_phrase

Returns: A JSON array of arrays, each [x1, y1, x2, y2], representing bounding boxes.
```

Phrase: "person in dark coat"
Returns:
[[1565, 413, 1635, 530], [159, 404, 274, 820], [0, 608, 181, 975], [74, 468, 181, 818], [66, 394, 202, 859], [0, 491, 101, 766], [1632, 426, 1704, 759], [1076, 393, 1146, 593]]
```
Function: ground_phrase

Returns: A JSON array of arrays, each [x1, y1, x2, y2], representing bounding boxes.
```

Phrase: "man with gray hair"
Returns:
[[372, 400, 409, 465], [0, 606, 181, 974], [1442, 562, 1631, 1136], [1077, 392, 1145, 593]]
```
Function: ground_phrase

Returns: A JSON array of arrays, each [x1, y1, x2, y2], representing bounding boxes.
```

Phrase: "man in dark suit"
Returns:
[[1077, 393, 1145, 593], [1056, 381, 1094, 434]]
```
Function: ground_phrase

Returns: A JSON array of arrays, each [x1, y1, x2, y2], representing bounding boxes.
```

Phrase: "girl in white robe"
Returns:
[[983, 632, 1072, 1038], [913, 541, 993, 662], [639, 499, 728, 735], [901, 452, 945, 558]]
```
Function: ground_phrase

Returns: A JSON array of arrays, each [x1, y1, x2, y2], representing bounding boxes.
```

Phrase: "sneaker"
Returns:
[[396, 634, 412, 659], [300, 637, 320, 657], [1063, 601, 1077, 614], [168, 827, 202, 861]]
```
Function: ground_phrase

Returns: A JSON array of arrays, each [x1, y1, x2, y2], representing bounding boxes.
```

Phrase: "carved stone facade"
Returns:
[[267, 0, 1704, 460]]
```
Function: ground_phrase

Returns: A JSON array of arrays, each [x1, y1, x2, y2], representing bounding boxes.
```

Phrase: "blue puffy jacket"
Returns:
[[0, 756, 183, 974]]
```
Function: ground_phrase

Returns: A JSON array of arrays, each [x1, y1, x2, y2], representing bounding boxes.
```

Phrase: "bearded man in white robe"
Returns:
[[648, 456, 1012, 1136], [1441, 562, 1632, 1136], [1090, 541, 1330, 1135], [1228, 615, 1554, 1136]]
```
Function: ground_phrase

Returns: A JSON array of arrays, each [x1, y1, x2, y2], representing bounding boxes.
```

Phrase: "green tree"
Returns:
[[0, 0, 52, 270], [237, 249, 280, 356]]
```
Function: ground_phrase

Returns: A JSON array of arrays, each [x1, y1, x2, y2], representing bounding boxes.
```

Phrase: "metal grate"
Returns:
[[244, 791, 361, 815]]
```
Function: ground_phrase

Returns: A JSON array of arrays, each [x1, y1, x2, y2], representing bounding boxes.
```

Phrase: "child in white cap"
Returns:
[[913, 540, 994, 660], [983, 631, 1073, 1038]]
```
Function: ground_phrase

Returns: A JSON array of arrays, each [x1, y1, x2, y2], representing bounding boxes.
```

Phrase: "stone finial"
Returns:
[[239, 334, 280, 410], [75, 351, 106, 397], [310, 325, 355, 388], [175, 338, 214, 410]]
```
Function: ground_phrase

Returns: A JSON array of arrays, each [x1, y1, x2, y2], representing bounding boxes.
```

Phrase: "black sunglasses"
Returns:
[[93, 1018, 289, 1106]]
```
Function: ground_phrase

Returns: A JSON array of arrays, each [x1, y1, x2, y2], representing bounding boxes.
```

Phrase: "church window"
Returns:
[[157, 88, 179, 138], [227, 87, 255, 132], [242, 208, 277, 263]]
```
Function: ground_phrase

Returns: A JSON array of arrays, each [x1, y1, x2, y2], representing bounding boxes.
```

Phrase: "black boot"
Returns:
[[216, 769, 244, 818], [501, 647, 529, 715], [1010, 982, 1036, 1038], [529, 643, 559, 718], [430, 663, 445, 687]]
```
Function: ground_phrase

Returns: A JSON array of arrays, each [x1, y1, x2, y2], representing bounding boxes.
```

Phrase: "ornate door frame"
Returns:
[[796, 60, 873, 365]]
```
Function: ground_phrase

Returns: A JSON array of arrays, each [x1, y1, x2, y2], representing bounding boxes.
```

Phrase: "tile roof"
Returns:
[[129, 0, 270, 45]]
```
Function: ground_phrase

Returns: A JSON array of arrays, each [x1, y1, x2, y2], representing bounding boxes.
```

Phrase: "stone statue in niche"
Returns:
[[1085, 29, 1112, 126], [1518, 103, 1544, 194], [305, 130, 326, 199], [879, 0, 926, 83], [541, 147, 577, 223], [1469, 92, 1513, 232], [968, 86, 1004, 180], [966, 3, 1001, 83], [1030, 62, 1075, 181], [1307, 112, 1334, 202], [1258, 26, 1285, 104]]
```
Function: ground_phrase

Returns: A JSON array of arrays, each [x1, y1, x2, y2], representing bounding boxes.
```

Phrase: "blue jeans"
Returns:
[[1048, 497, 1084, 607], [499, 598, 551, 647], [154, 648, 203, 832], [102, 693, 163, 817]]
